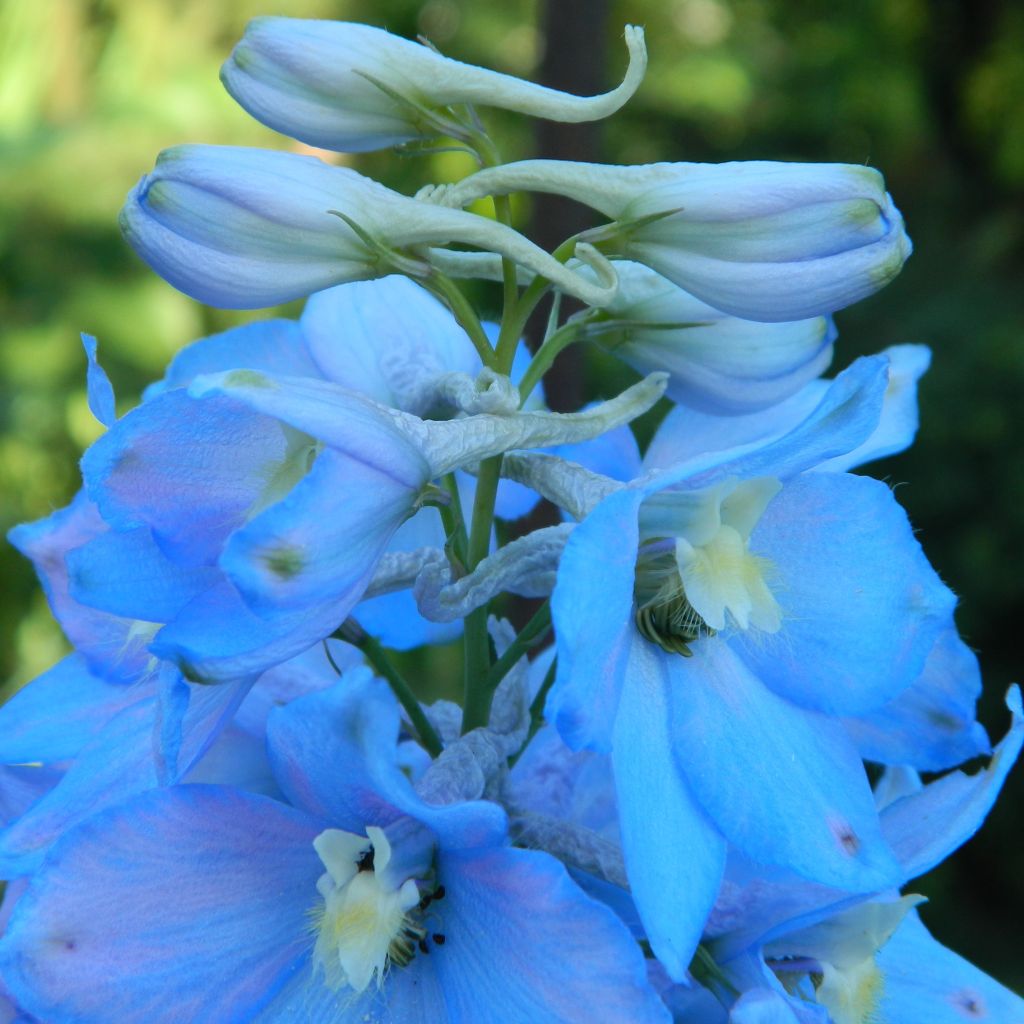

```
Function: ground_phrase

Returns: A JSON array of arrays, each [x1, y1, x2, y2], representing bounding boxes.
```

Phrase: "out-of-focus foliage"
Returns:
[[1, 0, 1021, 991]]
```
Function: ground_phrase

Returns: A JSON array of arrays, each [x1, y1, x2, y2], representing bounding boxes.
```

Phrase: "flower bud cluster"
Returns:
[[0, 16, 1019, 1024]]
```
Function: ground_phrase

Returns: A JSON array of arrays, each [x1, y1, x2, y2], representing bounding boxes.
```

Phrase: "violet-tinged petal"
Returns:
[[149, 579, 347, 683], [223, 19, 647, 152], [156, 666, 254, 784], [434, 845, 670, 1023], [252, 957, 445, 1022], [0, 786, 323, 1024], [8, 493, 152, 683], [221, 447, 419, 616], [233, 639, 355, 738], [0, 695, 157, 876], [82, 388, 305, 566], [66, 525, 217, 622], [643, 344, 928, 475], [121, 145, 619, 310], [436, 160, 911, 322], [0, 655, 138, 765], [268, 671, 506, 850]]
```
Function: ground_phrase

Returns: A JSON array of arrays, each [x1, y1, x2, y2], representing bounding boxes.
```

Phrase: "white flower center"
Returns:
[[635, 475, 782, 653], [311, 826, 424, 993]]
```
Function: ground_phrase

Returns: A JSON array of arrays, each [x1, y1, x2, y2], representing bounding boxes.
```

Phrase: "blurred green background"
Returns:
[[1, 0, 1021, 993]]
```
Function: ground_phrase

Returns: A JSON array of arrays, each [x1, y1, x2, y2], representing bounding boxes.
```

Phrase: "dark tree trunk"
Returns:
[[528, 0, 610, 411]]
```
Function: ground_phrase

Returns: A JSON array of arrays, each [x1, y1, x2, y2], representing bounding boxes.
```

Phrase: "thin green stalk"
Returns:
[[517, 320, 586, 401], [438, 473, 469, 568], [483, 601, 552, 693], [460, 450, 505, 733], [499, 235, 582, 363], [336, 620, 443, 758]]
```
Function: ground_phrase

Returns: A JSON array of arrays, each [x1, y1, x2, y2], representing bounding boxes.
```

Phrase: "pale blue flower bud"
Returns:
[[430, 158, 913, 322], [119, 145, 618, 309], [582, 261, 835, 412], [221, 18, 647, 152]]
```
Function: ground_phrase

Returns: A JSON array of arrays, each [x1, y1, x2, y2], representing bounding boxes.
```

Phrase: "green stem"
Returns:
[[517, 320, 586, 401], [499, 235, 583, 366], [483, 601, 552, 693], [337, 620, 443, 758], [438, 473, 469, 568], [427, 272, 495, 368], [460, 451, 505, 733]]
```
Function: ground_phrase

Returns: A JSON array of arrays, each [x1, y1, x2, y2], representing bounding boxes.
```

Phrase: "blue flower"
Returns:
[[548, 357, 958, 977], [0, 670, 669, 1023]]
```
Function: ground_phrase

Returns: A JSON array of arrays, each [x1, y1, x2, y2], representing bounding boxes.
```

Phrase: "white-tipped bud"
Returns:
[[585, 261, 836, 413], [222, 18, 647, 152], [120, 145, 621, 310], [430, 159, 913, 323]]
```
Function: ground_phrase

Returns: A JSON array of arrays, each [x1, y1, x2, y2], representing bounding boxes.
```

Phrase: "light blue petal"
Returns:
[[267, 666, 408, 832], [667, 641, 900, 891], [156, 666, 254, 784], [8, 493, 151, 683], [80, 333, 116, 427], [187, 371, 431, 489], [817, 343, 930, 472], [83, 389, 300, 566], [66, 526, 218, 622], [620, 314, 834, 415], [0, 767, 63, 833], [728, 989, 809, 1024], [613, 637, 726, 979], [355, 587, 462, 651], [0, 786, 323, 1023], [353, 486, 463, 649], [253, 958, 446, 1023], [150, 579, 345, 683], [843, 625, 990, 771], [643, 383, 825, 472], [146, 318, 322, 398], [644, 345, 928, 476], [663, 356, 887, 488], [223, 447, 416, 617], [880, 686, 1023, 880], [183, 725, 280, 798], [267, 670, 507, 850], [876, 912, 1024, 1023], [0, 695, 157, 876], [737, 472, 956, 717], [549, 486, 646, 751], [627, 176, 910, 323], [301, 277, 479, 414], [0, 656, 136, 764], [435, 845, 671, 1023], [234, 640, 357, 738], [550, 423, 643, 482]]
